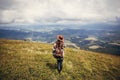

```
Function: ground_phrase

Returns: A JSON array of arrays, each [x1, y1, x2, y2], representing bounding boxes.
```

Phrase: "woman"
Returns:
[[53, 35, 65, 58]]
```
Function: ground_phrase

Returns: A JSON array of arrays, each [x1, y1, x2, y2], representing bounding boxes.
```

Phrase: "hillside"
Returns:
[[0, 39, 120, 80]]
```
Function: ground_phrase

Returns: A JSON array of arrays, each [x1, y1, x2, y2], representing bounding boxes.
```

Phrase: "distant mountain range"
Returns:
[[0, 23, 120, 55]]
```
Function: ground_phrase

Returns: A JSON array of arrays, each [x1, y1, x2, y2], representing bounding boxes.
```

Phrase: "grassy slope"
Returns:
[[0, 39, 120, 80]]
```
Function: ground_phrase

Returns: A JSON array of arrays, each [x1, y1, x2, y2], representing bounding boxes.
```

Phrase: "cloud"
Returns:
[[0, 0, 120, 24]]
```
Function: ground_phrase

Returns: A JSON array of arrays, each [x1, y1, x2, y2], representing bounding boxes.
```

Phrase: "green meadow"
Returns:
[[0, 39, 120, 80]]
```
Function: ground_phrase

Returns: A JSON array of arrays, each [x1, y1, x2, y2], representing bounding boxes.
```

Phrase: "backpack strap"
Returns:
[[55, 40, 64, 55], [56, 40, 64, 49]]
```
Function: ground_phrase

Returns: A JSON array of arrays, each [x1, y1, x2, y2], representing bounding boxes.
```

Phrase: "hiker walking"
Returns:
[[52, 35, 65, 58]]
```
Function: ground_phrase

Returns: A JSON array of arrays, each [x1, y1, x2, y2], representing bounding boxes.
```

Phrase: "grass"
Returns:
[[0, 38, 120, 80]]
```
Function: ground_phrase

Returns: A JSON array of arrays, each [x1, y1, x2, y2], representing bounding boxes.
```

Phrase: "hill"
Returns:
[[0, 39, 120, 80]]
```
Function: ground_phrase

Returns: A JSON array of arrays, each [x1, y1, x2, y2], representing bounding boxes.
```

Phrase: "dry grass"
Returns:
[[0, 38, 120, 80]]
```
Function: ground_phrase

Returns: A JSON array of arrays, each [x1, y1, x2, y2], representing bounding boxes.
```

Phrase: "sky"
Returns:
[[0, 0, 120, 24]]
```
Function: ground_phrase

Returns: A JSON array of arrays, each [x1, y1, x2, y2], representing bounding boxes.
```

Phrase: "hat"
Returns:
[[57, 35, 64, 41]]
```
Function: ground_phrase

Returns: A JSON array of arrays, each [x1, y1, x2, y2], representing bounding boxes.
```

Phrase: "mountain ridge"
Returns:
[[0, 26, 120, 55], [0, 38, 120, 80]]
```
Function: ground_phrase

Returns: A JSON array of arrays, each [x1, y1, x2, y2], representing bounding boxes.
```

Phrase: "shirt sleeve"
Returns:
[[53, 42, 56, 50]]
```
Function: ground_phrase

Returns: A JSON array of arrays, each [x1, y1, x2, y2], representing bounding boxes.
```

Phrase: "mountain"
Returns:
[[0, 24, 120, 55], [0, 39, 120, 80]]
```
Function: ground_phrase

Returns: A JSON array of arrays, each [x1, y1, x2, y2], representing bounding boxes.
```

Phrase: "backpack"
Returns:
[[55, 40, 64, 57]]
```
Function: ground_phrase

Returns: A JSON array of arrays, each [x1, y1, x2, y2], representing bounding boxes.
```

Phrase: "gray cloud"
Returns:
[[0, 0, 120, 24]]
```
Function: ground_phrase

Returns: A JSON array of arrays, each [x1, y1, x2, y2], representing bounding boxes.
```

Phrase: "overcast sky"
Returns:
[[0, 0, 120, 24]]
